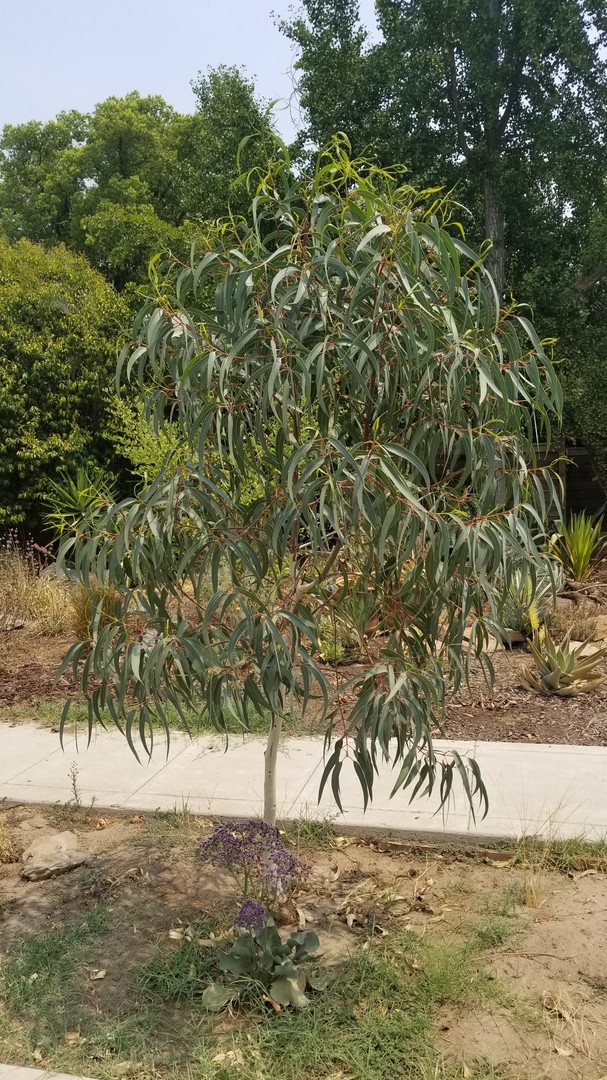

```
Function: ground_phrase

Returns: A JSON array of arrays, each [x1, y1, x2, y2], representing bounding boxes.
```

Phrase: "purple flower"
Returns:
[[199, 818, 309, 897], [234, 899, 268, 932]]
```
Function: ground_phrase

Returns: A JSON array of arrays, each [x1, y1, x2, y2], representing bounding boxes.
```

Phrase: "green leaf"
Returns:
[[201, 982, 236, 1011]]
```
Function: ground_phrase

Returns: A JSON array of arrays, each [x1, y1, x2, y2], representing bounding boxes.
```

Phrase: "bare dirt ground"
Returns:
[[1, 804, 607, 1078], [4, 626, 607, 746]]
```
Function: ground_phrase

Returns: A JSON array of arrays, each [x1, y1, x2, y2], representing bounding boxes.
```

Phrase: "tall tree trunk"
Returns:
[[263, 712, 283, 826], [483, 175, 506, 298]]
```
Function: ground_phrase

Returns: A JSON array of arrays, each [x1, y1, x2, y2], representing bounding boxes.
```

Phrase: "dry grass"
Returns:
[[0, 819, 15, 864], [70, 580, 123, 640], [551, 599, 598, 643], [0, 543, 73, 636]]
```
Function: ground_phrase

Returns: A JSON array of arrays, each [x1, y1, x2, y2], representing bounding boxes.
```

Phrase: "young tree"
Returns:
[[59, 141, 562, 825]]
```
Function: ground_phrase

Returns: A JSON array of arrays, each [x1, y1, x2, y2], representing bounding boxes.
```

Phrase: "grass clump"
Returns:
[[282, 814, 337, 852], [472, 917, 518, 951], [0, 818, 15, 864], [0, 534, 73, 636], [0, 906, 109, 1047], [138, 921, 221, 1002]]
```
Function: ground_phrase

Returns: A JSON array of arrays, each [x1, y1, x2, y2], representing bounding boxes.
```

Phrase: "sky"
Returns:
[[0, 0, 378, 139]]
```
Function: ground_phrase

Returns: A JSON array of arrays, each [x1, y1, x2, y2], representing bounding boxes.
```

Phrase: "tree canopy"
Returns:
[[280, 0, 607, 483], [0, 68, 274, 288], [281, 0, 607, 295]]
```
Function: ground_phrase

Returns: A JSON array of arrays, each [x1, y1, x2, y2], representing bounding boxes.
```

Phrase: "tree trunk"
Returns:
[[483, 176, 506, 299], [263, 712, 283, 826]]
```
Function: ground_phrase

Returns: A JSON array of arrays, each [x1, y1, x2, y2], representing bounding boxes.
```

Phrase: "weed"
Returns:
[[142, 803, 206, 849], [473, 916, 518, 950], [482, 883, 523, 917], [516, 833, 607, 875], [68, 761, 82, 808], [282, 812, 337, 852], [137, 920, 221, 1002]]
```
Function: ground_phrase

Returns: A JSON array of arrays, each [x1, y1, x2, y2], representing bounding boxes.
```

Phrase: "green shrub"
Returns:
[[552, 511, 604, 582], [0, 237, 128, 530]]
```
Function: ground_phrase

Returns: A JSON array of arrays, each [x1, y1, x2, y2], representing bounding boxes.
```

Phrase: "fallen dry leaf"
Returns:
[[568, 868, 597, 881], [554, 1046, 574, 1058], [90, 969, 106, 981]]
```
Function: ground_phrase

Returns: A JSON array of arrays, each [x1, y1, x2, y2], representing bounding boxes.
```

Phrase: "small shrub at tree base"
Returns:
[[202, 914, 322, 1011], [199, 820, 309, 903]]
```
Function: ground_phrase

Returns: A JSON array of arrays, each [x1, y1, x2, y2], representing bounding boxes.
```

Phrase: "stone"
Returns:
[[592, 613, 607, 640], [568, 641, 604, 658], [462, 627, 503, 652], [21, 831, 88, 881]]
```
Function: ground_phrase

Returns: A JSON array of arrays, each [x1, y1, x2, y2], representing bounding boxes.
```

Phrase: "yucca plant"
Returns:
[[57, 136, 563, 826], [520, 629, 607, 696], [552, 512, 604, 582]]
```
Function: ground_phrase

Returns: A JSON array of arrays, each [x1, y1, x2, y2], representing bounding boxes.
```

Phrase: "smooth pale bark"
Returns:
[[263, 712, 283, 827]]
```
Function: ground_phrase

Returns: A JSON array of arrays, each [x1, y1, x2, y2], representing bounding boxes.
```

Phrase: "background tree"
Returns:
[[281, 0, 607, 486], [281, 0, 607, 297], [0, 69, 275, 288], [59, 141, 561, 826], [0, 238, 128, 529]]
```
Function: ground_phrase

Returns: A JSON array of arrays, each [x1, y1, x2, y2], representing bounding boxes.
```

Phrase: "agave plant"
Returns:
[[520, 629, 607, 696], [552, 512, 604, 582]]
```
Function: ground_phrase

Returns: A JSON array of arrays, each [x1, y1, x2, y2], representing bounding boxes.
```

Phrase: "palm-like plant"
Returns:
[[57, 137, 562, 824], [553, 512, 604, 582]]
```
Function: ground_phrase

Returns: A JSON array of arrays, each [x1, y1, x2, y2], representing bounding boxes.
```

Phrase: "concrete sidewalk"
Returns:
[[1, 722, 606, 841], [0, 1068, 96, 1080]]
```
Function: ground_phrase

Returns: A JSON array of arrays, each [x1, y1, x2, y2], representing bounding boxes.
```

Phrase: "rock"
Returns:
[[462, 627, 503, 652], [593, 613, 607, 640], [21, 831, 88, 881], [555, 596, 575, 616], [568, 641, 603, 658], [504, 629, 526, 645]]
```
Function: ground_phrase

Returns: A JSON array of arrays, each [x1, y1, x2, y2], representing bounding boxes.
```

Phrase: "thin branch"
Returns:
[[561, 263, 607, 299], [298, 539, 343, 598]]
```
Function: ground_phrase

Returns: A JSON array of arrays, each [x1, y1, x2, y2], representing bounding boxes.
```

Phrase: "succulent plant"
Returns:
[[520, 629, 607, 696]]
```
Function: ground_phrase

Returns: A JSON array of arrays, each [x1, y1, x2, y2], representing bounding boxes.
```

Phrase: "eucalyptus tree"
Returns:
[[58, 139, 562, 826]]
